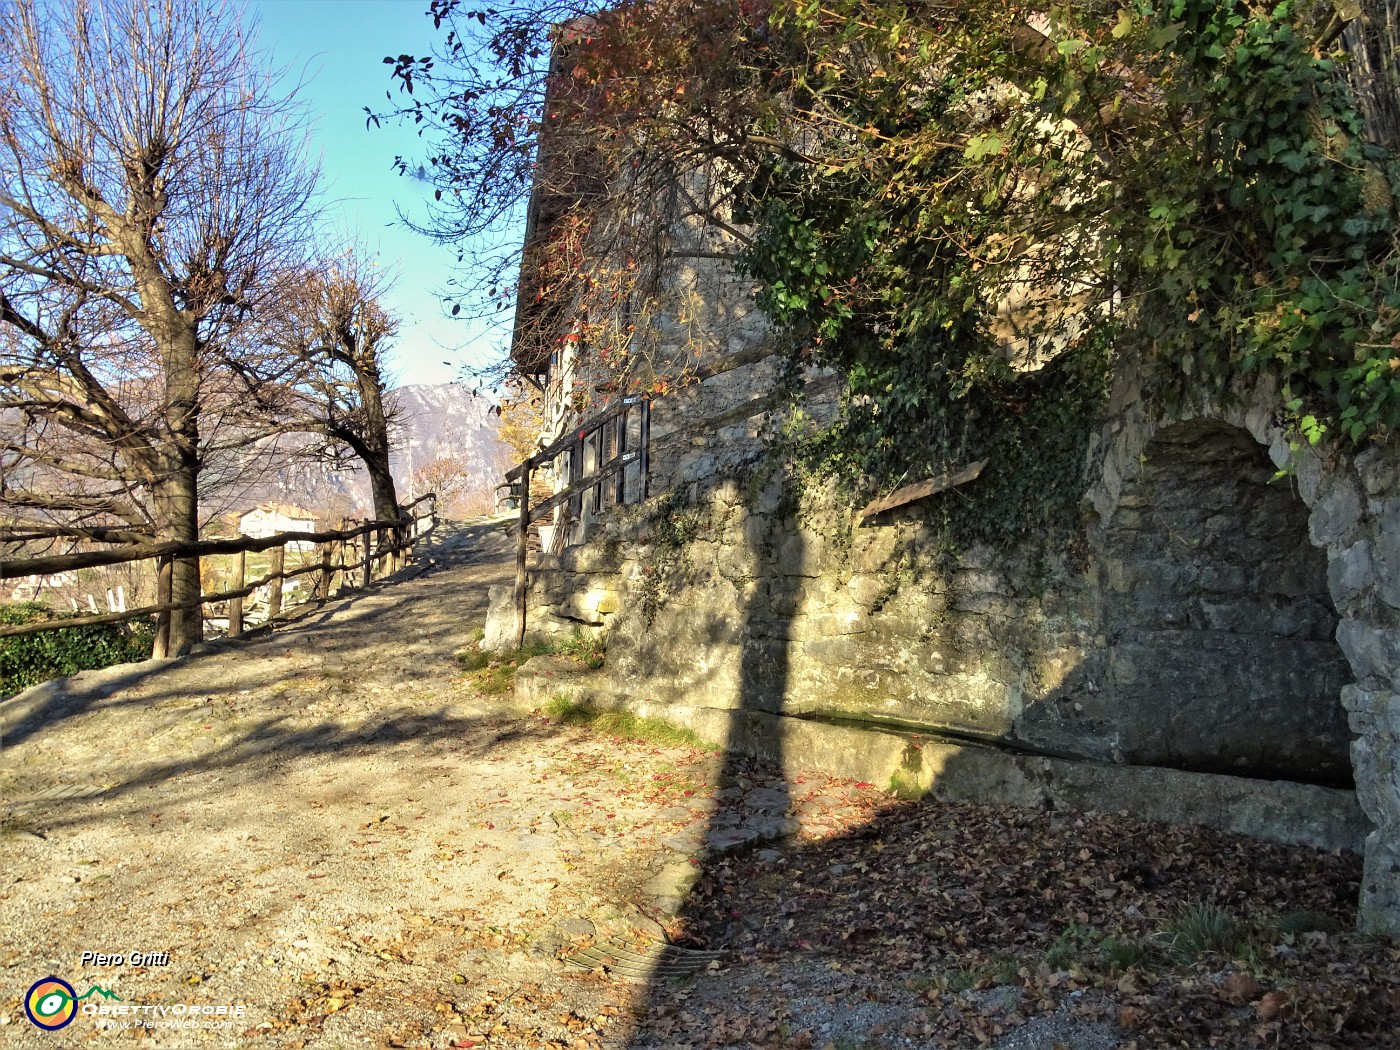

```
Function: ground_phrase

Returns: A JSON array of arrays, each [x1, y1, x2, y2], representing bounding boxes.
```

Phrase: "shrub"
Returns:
[[554, 629, 606, 669], [0, 602, 154, 696]]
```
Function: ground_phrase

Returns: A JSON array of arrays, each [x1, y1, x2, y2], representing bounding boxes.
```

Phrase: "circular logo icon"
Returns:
[[25, 977, 77, 1030]]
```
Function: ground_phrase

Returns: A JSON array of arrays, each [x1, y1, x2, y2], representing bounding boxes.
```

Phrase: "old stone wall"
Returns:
[[483, 356, 1400, 934]]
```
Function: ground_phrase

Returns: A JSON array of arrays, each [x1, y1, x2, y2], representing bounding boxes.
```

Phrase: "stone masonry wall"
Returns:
[[483, 358, 1400, 935]]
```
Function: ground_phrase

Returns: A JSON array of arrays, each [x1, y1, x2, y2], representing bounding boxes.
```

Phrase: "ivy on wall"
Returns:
[[738, 0, 1399, 551]]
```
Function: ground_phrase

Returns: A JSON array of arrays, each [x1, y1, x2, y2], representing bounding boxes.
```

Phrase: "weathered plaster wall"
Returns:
[[483, 357, 1400, 934]]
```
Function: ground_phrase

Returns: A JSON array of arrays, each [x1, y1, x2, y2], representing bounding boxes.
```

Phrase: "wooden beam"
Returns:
[[228, 550, 246, 637], [857, 459, 989, 523], [0, 516, 405, 580], [514, 463, 531, 648]]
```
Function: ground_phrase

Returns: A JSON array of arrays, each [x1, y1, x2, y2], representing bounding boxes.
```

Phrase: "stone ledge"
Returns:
[[574, 698, 1369, 855]]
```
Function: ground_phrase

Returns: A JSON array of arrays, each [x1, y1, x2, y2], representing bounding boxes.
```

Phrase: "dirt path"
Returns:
[[0, 519, 888, 1049], [1, 519, 1394, 1050]]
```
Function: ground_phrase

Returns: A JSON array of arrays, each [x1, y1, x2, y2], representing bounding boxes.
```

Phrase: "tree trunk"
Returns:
[[156, 324, 204, 656], [365, 454, 400, 522], [351, 349, 400, 521], [151, 469, 202, 656]]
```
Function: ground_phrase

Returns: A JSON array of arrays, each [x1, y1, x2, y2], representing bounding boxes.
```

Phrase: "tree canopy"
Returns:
[[383, 0, 1400, 541]]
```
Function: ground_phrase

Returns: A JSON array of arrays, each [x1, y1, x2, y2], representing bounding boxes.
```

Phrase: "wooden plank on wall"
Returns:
[[857, 459, 989, 523]]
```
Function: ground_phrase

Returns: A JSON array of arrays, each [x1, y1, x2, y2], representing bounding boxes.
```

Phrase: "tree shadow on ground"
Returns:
[[616, 493, 1391, 1050], [627, 778, 1386, 1048], [5, 705, 559, 837], [0, 527, 514, 748]]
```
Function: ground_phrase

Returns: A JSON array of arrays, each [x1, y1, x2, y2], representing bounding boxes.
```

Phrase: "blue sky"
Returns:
[[248, 0, 508, 389]]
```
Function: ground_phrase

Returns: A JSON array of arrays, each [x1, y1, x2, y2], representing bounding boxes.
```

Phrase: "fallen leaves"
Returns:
[[635, 797, 1396, 1049]]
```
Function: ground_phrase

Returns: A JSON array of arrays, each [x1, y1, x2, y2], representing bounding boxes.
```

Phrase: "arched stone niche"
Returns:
[[1097, 418, 1352, 785], [1089, 382, 1400, 936]]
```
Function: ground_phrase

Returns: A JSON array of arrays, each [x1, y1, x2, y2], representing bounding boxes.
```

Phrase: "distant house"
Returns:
[[237, 504, 319, 551]]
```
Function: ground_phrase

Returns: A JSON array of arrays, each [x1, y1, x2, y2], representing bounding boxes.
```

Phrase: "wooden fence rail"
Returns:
[[502, 397, 650, 648], [0, 493, 437, 658]]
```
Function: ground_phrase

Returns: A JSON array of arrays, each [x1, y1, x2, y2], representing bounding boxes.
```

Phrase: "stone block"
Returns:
[[1354, 446, 1400, 498], [1350, 734, 1400, 829], [481, 584, 516, 652], [555, 584, 624, 626], [1375, 499, 1400, 609], [559, 544, 616, 575], [1359, 832, 1400, 937], [852, 529, 899, 573], [1329, 540, 1373, 607], [846, 573, 890, 609], [1309, 475, 1363, 547], [776, 529, 824, 577], [1337, 619, 1400, 689], [1296, 447, 1330, 504], [751, 477, 785, 515]]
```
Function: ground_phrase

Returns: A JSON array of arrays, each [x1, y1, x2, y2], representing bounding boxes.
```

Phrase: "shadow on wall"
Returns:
[[619, 475, 1384, 1048], [1086, 419, 1354, 786]]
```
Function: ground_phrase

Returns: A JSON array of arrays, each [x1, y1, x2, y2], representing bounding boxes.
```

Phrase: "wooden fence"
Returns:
[[502, 397, 650, 646], [0, 493, 437, 658]]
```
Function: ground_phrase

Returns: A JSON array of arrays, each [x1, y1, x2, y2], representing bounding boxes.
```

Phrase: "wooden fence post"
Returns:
[[268, 546, 284, 620], [360, 527, 373, 588], [316, 541, 332, 602], [514, 464, 531, 649], [153, 554, 173, 659], [228, 550, 245, 638]]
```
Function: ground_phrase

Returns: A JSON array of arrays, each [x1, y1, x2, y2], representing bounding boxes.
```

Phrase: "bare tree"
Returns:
[[412, 452, 495, 517], [264, 251, 403, 522], [0, 0, 321, 654]]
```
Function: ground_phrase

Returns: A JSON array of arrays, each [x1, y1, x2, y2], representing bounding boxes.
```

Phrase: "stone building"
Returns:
[[486, 15, 1400, 936]]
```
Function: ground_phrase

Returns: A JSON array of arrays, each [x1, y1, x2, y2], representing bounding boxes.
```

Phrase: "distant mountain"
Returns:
[[207, 383, 512, 523], [388, 382, 516, 506]]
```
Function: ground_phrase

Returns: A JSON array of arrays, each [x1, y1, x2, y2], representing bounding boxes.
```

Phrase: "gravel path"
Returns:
[[0, 518, 894, 1049], [5, 519, 1372, 1050]]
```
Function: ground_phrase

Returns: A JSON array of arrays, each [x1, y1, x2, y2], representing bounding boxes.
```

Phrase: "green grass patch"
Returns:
[[541, 695, 718, 751], [1157, 902, 1242, 962], [453, 627, 605, 695], [1043, 921, 1149, 975], [454, 640, 553, 695]]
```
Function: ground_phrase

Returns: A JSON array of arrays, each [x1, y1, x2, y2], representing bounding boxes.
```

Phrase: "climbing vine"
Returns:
[[740, 0, 1399, 551]]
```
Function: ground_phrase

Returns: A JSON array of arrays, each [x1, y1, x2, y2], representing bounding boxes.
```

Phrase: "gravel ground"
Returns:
[[4, 518, 1368, 1050], [0, 519, 935, 1049]]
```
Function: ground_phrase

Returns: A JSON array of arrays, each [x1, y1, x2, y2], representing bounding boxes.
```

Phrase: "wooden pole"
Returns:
[[228, 550, 245, 638], [614, 408, 628, 505], [316, 541, 332, 602], [514, 464, 530, 649], [153, 555, 172, 659], [268, 546, 284, 620], [360, 528, 373, 588], [640, 399, 651, 501]]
